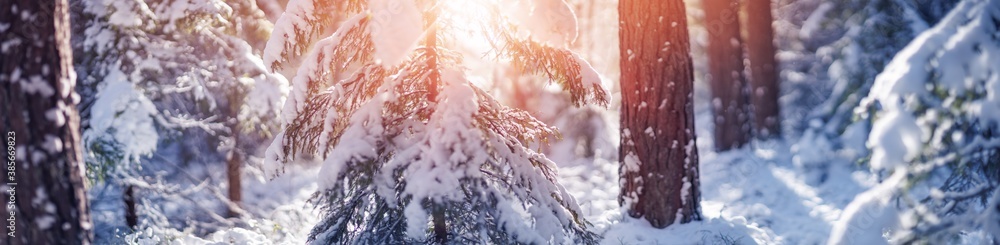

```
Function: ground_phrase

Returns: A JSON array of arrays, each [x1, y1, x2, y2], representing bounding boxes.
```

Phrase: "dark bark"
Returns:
[[619, 0, 702, 228], [124, 185, 138, 228], [432, 204, 446, 244], [226, 136, 242, 217], [0, 0, 94, 243], [704, 0, 751, 150], [226, 80, 244, 217], [745, 0, 781, 138]]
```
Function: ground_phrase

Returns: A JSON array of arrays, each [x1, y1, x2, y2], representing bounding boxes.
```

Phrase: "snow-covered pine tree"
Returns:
[[804, 0, 959, 143], [72, 0, 287, 232], [789, 0, 960, 185], [830, 0, 1000, 243], [261, 0, 608, 243], [809, 0, 921, 138]]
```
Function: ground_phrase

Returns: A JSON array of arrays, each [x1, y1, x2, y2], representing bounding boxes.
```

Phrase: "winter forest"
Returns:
[[1, 0, 999, 244]]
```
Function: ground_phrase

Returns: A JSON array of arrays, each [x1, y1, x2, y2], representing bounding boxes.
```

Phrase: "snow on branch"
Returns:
[[263, 0, 366, 74], [469, 84, 559, 145], [860, 0, 1000, 172], [491, 17, 610, 107], [280, 13, 373, 124], [77, 0, 289, 182], [831, 0, 1000, 243]]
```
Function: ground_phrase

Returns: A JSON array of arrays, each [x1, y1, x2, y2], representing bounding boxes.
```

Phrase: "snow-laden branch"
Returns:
[[264, 0, 365, 75], [488, 10, 610, 107], [831, 0, 1000, 243]]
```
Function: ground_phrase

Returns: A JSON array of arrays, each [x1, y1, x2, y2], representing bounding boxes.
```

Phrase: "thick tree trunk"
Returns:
[[704, 0, 751, 150], [619, 0, 702, 228], [0, 0, 94, 243], [745, 0, 781, 138]]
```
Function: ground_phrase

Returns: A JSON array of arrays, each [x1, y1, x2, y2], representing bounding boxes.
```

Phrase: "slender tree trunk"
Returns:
[[425, 8, 447, 244], [704, 0, 750, 150], [226, 135, 242, 217], [619, 0, 702, 228], [124, 185, 138, 228], [745, 0, 781, 138], [432, 204, 446, 244], [426, 12, 440, 103], [226, 88, 243, 217], [0, 0, 94, 243]]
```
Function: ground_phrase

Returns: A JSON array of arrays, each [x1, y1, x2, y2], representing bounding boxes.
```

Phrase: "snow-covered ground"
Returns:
[[140, 112, 875, 245], [111, 116, 872, 245], [110, 74, 878, 244], [543, 92, 877, 244], [589, 139, 875, 245], [111, 162, 322, 244]]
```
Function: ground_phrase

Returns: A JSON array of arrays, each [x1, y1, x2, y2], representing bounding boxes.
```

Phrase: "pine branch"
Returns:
[[284, 64, 390, 159], [280, 14, 380, 159], [487, 12, 610, 107], [469, 84, 559, 145], [265, 0, 367, 72]]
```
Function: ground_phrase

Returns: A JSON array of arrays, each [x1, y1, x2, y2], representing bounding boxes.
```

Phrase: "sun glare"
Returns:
[[434, 0, 500, 68], [437, 0, 494, 39]]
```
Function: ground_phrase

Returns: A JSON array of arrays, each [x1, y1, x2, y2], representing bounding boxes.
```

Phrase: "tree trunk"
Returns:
[[124, 185, 138, 228], [619, 0, 702, 228], [432, 205, 446, 244], [745, 0, 781, 138], [704, 0, 751, 150], [226, 138, 242, 217], [425, 8, 446, 244], [227, 89, 243, 217], [0, 0, 94, 243]]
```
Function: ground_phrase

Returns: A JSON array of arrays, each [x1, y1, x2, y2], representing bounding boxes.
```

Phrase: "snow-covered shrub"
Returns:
[[261, 0, 608, 243], [830, 0, 1000, 243]]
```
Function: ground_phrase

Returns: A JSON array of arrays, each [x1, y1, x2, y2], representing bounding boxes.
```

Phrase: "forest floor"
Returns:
[[582, 138, 876, 245], [222, 122, 872, 245], [85, 111, 873, 245], [550, 104, 876, 244]]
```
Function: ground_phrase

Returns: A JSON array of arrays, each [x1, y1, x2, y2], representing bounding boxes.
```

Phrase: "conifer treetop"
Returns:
[[261, 0, 604, 243]]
